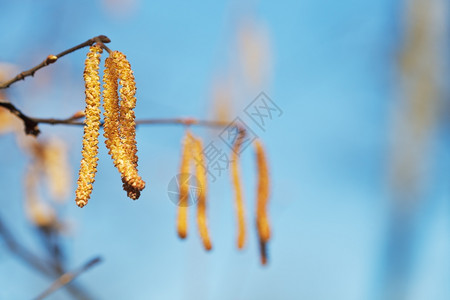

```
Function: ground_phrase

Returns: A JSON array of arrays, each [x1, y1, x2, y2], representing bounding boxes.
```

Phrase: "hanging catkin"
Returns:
[[193, 136, 212, 250], [254, 139, 271, 264], [103, 56, 120, 163], [231, 127, 246, 249], [176, 130, 193, 239], [75, 45, 103, 208], [103, 51, 145, 199]]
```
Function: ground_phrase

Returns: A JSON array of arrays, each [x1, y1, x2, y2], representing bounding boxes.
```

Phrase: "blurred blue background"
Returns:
[[0, 0, 450, 299]]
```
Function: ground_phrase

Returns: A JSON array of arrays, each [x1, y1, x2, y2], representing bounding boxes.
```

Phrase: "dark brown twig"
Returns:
[[34, 117, 230, 128], [0, 34, 228, 135], [0, 100, 40, 135], [0, 35, 111, 89], [34, 256, 102, 300], [93, 36, 112, 54], [0, 100, 231, 136]]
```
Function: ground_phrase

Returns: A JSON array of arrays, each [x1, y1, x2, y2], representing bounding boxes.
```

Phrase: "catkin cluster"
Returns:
[[174, 128, 271, 264], [231, 132, 271, 264], [75, 43, 271, 265], [176, 130, 212, 250], [103, 51, 145, 200], [75, 45, 145, 208]]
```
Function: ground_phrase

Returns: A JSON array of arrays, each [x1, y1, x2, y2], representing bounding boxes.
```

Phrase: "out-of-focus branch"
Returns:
[[34, 256, 102, 300], [0, 217, 54, 276], [0, 216, 95, 300], [0, 35, 111, 90]]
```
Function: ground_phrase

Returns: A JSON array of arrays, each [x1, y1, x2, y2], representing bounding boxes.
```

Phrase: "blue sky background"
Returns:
[[0, 1, 449, 299]]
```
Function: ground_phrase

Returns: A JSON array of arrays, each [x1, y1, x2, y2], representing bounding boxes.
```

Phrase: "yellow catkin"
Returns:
[[176, 130, 193, 239], [231, 127, 246, 249], [193, 136, 212, 251], [75, 45, 103, 208], [103, 51, 145, 199], [254, 139, 271, 264], [114, 51, 145, 196]]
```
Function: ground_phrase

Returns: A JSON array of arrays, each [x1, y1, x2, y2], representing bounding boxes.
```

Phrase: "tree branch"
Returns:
[[0, 100, 40, 135], [0, 217, 54, 276], [33, 116, 230, 128], [0, 100, 230, 136], [0, 34, 230, 135], [34, 256, 102, 300], [0, 35, 111, 89]]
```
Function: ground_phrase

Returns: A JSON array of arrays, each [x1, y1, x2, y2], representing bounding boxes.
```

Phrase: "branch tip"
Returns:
[[97, 35, 111, 43], [0, 35, 112, 90]]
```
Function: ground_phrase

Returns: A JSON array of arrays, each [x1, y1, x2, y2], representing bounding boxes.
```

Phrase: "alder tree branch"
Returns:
[[34, 256, 102, 300], [32, 115, 231, 128], [0, 35, 111, 90], [0, 35, 231, 136], [0, 99, 231, 136], [0, 100, 40, 135]]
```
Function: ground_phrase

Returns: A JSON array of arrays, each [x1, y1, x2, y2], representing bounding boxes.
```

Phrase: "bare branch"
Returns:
[[0, 99, 231, 136], [0, 100, 40, 135], [33, 116, 230, 128], [0, 34, 230, 135], [0, 35, 111, 89], [34, 256, 102, 300]]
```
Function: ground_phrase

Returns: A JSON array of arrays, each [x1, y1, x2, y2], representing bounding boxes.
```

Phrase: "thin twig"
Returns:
[[0, 100, 230, 136], [0, 100, 40, 135], [0, 34, 229, 135], [34, 256, 102, 300], [94, 36, 112, 54], [0, 35, 111, 89], [34, 117, 230, 128]]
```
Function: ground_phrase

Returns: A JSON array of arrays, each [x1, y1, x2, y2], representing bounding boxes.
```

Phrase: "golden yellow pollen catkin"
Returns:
[[231, 127, 246, 249], [254, 139, 271, 265], [114, 51, 145, 193], [103, 56, 123, 182], [176, 130, 193, 239], [75, 45, 103, 208], [193, 136, 212, 251], [103, 51, 145, 199]]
